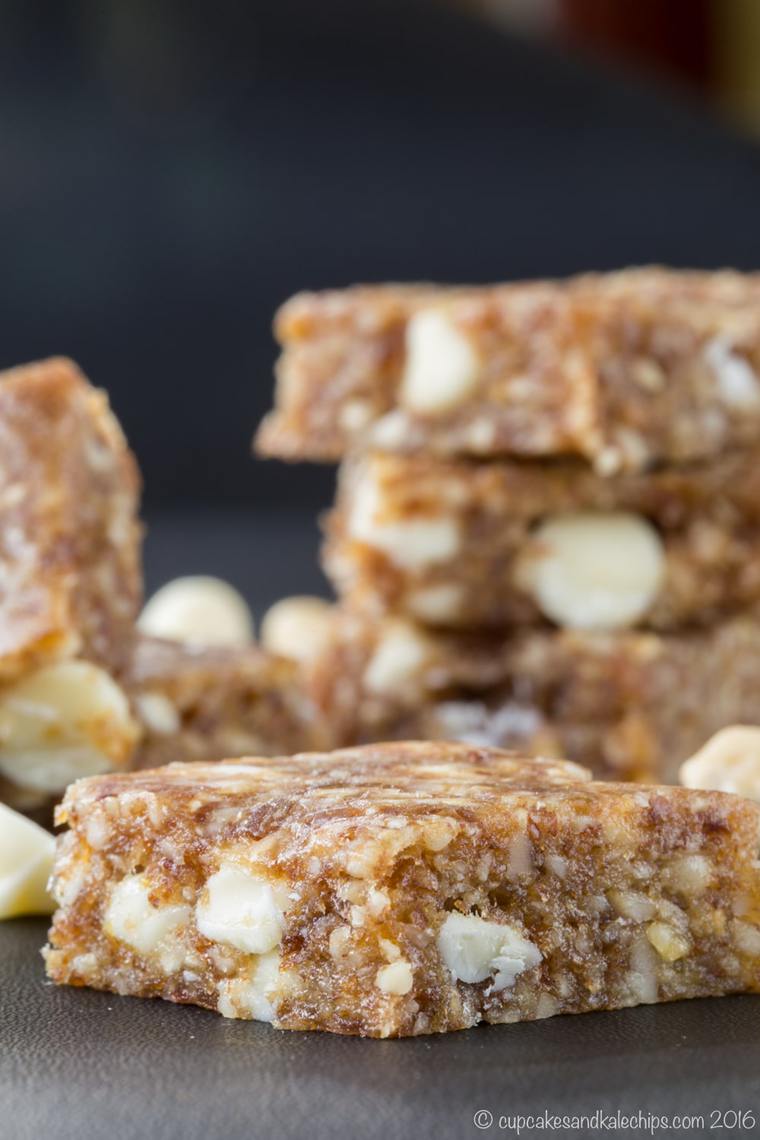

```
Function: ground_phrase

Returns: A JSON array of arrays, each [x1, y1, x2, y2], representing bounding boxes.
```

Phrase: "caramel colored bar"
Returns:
[[324, 449, 760, 632], [45, 742, 760, 1037], [256, 268, 760, 471], [0, 357, 142, 680], [0, 359, 143, 815]]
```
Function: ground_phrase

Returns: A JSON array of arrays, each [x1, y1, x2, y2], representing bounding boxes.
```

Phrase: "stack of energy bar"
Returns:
[[257, 267, 760, 783]]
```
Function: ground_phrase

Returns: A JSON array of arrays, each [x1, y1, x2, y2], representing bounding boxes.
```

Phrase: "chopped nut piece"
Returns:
[[646, 922, 690, 963], [607, 888, 655, 923], [139, 576, 253, 648]]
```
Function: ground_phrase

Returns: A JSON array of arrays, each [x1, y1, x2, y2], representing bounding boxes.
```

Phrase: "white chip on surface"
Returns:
[[0, 803, 55, 918], [139, 576, 254, 647], [260, 596, 334, 664], [517, 511, 665, 631]]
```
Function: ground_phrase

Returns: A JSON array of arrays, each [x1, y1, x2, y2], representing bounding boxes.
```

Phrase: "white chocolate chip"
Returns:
[[134, 692, 181, 736], [376, 959, 414, 995], [517, 511, 664, 631], [349, 468, 460, 570], [139, 576, 253, 648], [196, 864, 289, 954], [0, 803, 55, 918], [363, 620, 431, 697], [0, 661, 138, 794], [400, 309, 480, 415], [438, 911, 541, 991], [259, 596, 334, 664], [104, 875, 190, 956], [679, 726, 760, 800], [704, 337, 760, 409]]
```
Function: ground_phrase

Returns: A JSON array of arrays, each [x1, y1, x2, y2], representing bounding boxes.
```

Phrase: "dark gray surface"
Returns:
[[142, 506, 331, 610], [3, 919, 760, 1140]]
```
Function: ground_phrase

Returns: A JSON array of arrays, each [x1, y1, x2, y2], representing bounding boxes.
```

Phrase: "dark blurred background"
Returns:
[[1, 0, 759, 597]]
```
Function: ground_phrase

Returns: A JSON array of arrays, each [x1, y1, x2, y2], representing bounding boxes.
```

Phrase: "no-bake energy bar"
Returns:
[[324, 449, 760, 632], [0, 358, 143, 813], [45, 742, 760, 1037], [257, 268, 760, 471], [127, 636, 322, 770], [0, 357, 142, 679]]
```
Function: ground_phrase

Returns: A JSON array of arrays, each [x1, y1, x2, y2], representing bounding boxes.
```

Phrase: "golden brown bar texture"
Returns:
[[0, 357, 142, 680], [324, 449, 760, 632], [126, 636, 323, 769], [298, 609, 760, 783], [45, 742, 760, 1037], [256, 268, 760, 470]]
